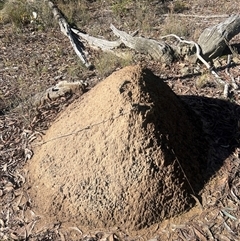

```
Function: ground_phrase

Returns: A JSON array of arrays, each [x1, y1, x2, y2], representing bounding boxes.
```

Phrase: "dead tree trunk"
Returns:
[[198, 14, 240, 61]]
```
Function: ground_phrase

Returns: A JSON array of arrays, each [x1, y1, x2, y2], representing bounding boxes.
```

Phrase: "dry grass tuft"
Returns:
[[0, 0, 55, 30], [195, 72, 211, 89], [94, 51, 133, 78], [172, 0, 189, 13], [0, 0, 32, 27], [162, 14, 190, 37]]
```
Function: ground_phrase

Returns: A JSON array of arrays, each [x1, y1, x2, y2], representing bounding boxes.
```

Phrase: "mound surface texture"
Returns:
[[27, 65, 207, 230]]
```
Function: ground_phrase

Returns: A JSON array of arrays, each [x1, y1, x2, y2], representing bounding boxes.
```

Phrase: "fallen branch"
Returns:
[[110, 24, 174, 63], [71, 28, 122, 51], [162, 13, 230, 19], [73, 24, 175, 63], [32, 81, 86, 107], [46, 0, 91, 68], [15, 81, 86, 110]]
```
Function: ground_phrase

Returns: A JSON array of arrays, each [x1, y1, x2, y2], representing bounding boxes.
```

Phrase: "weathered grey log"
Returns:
[[46, 0, 240, 67], [198, 14, 240, 61], [72, 28, 122, 51], [110, 24, 174, 64], [73, 24, 175, 64]]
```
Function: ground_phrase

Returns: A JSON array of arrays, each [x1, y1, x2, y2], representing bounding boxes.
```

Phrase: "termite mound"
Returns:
[[26, 65, 207, 231]]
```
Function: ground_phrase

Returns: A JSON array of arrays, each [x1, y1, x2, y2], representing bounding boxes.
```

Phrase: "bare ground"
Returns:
[[0, 0, 240, 240]]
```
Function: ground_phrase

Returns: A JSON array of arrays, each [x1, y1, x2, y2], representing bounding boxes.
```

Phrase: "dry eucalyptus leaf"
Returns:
[[4, 186, 14, 193], [0, 219, 5, 228], [10, 232, 19, 240], [24, 148, 33, 161], [2, 163, 7, 172]]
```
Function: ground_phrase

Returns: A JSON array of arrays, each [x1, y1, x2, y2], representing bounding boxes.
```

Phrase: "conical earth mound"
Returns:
[[27, 65, 207, 230]]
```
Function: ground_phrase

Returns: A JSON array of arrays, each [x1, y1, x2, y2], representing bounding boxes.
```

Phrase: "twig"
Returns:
[[0, 67, 19, 72], [223, 83, 230, 98], [161, 13, 230, 19], [223, 38, 239, 89], [220, 209, 237, 221], [160, 34, 229, 97], [230, 187, 240, 203]]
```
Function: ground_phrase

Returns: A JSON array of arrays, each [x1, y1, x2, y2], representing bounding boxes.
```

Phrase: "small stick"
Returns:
[[223, 38, 239, 90], [161, 34, 229, 97], [161, 13, 230, 19]]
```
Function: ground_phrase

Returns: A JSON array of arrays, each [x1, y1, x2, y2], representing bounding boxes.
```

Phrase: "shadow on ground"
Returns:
[[180, 95, 240, 182]]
